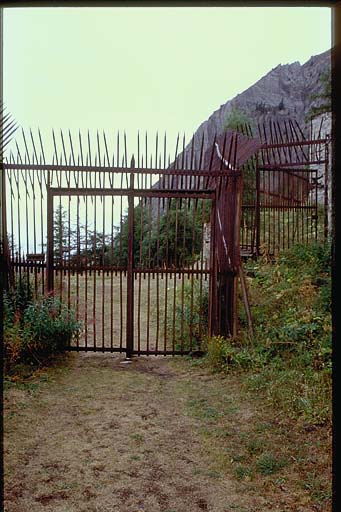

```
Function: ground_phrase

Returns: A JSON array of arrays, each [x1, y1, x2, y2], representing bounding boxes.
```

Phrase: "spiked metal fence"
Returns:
[[237, 118, 330, 256], [1, 103, 19, 290], [2, 127, 259, 354], [1, 119, 330, 353]]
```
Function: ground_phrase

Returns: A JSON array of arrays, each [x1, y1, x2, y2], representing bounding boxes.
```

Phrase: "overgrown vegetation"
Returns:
[[3, 276, 81, 376], [203, 241, 332, 427]]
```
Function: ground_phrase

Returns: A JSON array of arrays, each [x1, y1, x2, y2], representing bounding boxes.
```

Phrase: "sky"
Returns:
[[2, 6, 332, 253], [3, 6, 332, 161]]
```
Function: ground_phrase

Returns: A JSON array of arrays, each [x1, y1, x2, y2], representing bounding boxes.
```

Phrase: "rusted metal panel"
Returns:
[[203, 130, 262, 171]]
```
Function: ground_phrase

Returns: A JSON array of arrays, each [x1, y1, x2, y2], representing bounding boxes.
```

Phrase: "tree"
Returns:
[[223, 106, 254, 133], [53, 205, 75, 263], [112, 199, 210, 268]]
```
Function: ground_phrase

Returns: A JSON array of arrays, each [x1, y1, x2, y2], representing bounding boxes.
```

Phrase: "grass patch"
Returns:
[[255, 452, 288, 475], [234, 465, 253, 480]]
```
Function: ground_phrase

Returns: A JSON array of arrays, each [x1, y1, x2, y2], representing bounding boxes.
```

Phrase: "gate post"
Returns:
[[254, 153, 261, 256], [215, 171, 243, 338], [324, 138, 329, 240], [208, 193, 218, 337], [46, 186, 54, 293], [126, 159, 135, 358]]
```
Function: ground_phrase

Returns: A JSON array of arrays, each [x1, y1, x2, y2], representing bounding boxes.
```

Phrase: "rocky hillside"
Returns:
[[182, 49, 331, 162]]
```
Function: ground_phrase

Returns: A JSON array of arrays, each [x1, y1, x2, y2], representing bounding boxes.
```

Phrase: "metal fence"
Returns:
[[2, 129, 254, 353], [239, 119, 329, 256], [1, 120, 330, 351]]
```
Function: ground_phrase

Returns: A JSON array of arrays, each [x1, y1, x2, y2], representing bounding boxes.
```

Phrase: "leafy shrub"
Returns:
[[4, 294, 81, 371]]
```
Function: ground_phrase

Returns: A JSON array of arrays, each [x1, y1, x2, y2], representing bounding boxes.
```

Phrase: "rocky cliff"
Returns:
[[182, 49, 331, 163]]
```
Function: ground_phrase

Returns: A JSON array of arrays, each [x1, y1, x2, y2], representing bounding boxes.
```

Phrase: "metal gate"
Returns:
[[46, 177, 216, 356]]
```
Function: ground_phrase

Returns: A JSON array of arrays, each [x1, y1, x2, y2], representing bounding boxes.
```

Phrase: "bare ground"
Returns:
[[4, 353, 332, 512]]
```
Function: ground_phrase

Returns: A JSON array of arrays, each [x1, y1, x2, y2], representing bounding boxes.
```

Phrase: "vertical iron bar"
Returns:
[[164, 170, 171, 354], [47, 189, 54, 293], [146, 194, 152, 354], [15, 156, 22, 285], [172, 197, 179, 352], [67, 181, 71, 315], [84, 187, 88, 349], [156, 210, 160, 354], [189, 195, 197, 351], [102, 192, 105, 351], [93, 193, 97, 349], [155, 133, 160, 354], [180, 196, 187, 351], [24, 155, 30, 291], [324, 141, 329, 239], [208, 191, 218, 336], [198, 197, 205, 341], [126, 168, 134, 358], [138, 196, 143, 355], [110, 194, 114, 350], [255, 152, 260, 255]]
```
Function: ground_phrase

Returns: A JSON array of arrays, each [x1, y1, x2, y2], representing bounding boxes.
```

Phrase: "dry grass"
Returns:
[[4, 354, 332, 512]]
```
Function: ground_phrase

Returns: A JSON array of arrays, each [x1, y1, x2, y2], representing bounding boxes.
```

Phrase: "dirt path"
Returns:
[[4, 354, 330, 512]]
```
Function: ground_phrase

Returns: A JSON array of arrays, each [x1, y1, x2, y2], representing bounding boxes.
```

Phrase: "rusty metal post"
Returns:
[[46, 186, 54, 293], [0, 161, 9, 291], [126, 157, 135, 358], [224, 174, 237, 338], [217, 184, 229, 337], [324, 138, 329, 240], [232, 173, 243, 336], [0, 6, 9, 292], [255, 152, 261, 256], [208, 193, 218, 336]]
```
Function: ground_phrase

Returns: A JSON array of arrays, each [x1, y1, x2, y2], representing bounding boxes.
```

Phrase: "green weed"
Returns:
[[246, 439, 265, 455], [300, 473, 332, 503], [234, 465, 253, 480], [255, 452, 288, 475], [130, 433, 144, 444]]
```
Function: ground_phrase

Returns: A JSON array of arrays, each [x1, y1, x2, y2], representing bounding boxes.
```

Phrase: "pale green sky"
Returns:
[[4, 6, 331, 160]]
